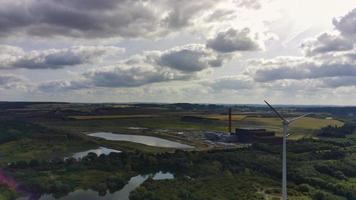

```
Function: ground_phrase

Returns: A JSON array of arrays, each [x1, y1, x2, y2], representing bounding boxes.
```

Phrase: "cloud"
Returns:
[[247, 57, 313, 82], [301, 32, 353, 56], [233, 0, 261, 9], [301, 8, 356, 56], [37, 64, 191, 92], [0, 45, 24, 68], [0, 0, 163, 39], [0, 0, 262, 40], [36, 43, 233, 92], [0, 74, 26, 89], [205, 9, 236, 22], [83, 65, 191, 88], [333, 8, 356, 39], [0, 45, 124, 69], [204, 75, 324, 92], [156, 44, 229, 71], [244, 7, 356, 89], [321, 77, 356, 88], [247, 52, 356, 82], [163, 0, 216, 29], [37, 79, 90, 92], [205, 75, 254, 91], [123, 44, 230, 72], [206, 28, 263, 53], [0, 43, 225, 73]]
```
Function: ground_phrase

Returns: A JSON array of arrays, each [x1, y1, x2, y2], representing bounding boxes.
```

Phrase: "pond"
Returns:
[[66, 147, 121, 160], [88, 132, 193, 149], [18, 172, 174, 200]]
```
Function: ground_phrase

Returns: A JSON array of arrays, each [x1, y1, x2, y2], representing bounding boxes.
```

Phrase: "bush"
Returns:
[[298, 184, 312, 193], [106, 175, 126, 193]]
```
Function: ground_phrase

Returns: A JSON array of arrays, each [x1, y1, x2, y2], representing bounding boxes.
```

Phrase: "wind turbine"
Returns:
[[264, 100, 311, 200]]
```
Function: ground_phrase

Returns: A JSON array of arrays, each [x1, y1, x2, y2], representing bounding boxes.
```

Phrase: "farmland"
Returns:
[[0, 102, 355, 200]]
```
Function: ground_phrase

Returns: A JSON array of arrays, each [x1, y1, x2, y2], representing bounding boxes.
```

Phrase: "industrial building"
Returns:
[[233, 128, 282, 144], [204, 131, 238, 143], [204, 108, 282, 144]]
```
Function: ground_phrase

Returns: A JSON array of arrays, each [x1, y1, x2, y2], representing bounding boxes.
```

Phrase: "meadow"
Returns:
[[0, 102, 354, 200]]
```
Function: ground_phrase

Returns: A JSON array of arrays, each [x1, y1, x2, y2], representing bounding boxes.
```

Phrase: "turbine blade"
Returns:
[[264, 100, 285, 121], [288, 113, 312, 123]]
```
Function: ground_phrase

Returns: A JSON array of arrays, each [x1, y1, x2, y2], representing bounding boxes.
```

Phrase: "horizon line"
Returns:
[[0, 100, 356, 107]]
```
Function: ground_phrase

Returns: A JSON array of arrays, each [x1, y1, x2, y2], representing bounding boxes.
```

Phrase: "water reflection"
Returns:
[[21, 172, 174, 200], [66, 147, 121, 160], [88, 132, 193, 149]]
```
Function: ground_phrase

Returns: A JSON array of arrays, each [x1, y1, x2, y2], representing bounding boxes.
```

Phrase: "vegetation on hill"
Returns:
[[3, 135, 356, 200], [0, 102, 355, 200], [317, 124, 355, 138]]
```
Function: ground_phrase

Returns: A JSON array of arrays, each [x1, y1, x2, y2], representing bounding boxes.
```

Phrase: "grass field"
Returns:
[[199, 114, 247, 121], [0, 136, 172, 164], [0, 113, 343, 164], [38, 116, 227, 133], [69, 114, 158, 120], [241, 116, 343, 129], [23, 107, 344, 154], [0, 138, 96, 164], [238, 116, 344, 139], [42, 113, 344, 142], [1, 102, 355, 200]]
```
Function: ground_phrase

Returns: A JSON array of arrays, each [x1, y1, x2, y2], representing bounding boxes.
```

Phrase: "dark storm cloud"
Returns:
[[0, 45, 124, 69], [207, 28, 262, 53]]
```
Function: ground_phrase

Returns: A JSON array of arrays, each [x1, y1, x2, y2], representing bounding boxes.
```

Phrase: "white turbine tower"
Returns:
[[264, 100, 311, 200]]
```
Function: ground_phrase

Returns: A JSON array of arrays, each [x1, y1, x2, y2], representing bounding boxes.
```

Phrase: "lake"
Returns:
[[18, 172, 173, 200], [66, 147, 121, 160], [88, 132, 193, 149]]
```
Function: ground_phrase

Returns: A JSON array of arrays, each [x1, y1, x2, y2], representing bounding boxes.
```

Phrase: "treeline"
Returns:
[[7, 136, 356, 200], [0, 120, 51, 144], [317, 124, 355, 138], [296, 106, 356, 118], [8, 152, 135, 198], [0, 120, 86, 145]]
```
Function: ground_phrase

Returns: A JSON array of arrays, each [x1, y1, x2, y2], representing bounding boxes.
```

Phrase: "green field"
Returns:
[[239, 116, 344, 138], [241, 116, 343, 129], [197, 114, 248, 121], [0, 138, 96, 164], [69, 114, 158, 120], [43, 114, 343, 134], [0, 102, 355, 200]]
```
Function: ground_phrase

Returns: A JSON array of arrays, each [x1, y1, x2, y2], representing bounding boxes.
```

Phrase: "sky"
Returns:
[[1, 0, 356, 105]]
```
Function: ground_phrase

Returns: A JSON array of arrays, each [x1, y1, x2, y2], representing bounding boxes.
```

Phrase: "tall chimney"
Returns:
[[228, 108, 232, 134]]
